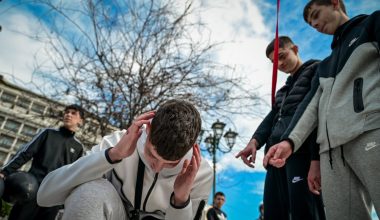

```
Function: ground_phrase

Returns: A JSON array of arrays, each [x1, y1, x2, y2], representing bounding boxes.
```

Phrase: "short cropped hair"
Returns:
[[214, 192, 225, 199], [64, 104, 84, 119], [303, 0, 347, 23], [150, 99, 201, 161], [265, 36, 295, 58]]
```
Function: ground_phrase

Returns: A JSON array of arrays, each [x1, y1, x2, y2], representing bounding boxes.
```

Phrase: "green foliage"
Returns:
[[0, 199, 12, 217]]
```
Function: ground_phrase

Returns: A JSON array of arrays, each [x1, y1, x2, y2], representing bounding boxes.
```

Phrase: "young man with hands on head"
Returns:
[[37, 99, 213, 220]]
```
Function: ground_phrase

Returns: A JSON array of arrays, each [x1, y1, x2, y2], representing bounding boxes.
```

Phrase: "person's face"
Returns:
[[63, 109, 83, 131], [268, 45, 300, 75], [213, 195, 225, 209], [306, 3, 345, 35], [144, 139, 180, 173]]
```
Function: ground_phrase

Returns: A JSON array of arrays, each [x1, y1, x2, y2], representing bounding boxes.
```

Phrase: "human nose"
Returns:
[[278, 60, 284, 67], [311, 19, 319, 29]]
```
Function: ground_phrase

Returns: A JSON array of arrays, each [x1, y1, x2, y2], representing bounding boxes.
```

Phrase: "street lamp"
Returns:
[[198, 120, 238, 197]]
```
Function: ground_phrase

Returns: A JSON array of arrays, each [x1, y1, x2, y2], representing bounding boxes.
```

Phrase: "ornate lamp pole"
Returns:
[[198, 120, 238, 197]]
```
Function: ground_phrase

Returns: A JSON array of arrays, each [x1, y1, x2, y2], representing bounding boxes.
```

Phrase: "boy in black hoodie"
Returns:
[[237, 36, 325, 220]]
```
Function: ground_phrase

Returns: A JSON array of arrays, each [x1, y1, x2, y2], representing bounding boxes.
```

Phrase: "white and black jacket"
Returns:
[[282, 11, 380, 163], [37, 129, 213, 220]]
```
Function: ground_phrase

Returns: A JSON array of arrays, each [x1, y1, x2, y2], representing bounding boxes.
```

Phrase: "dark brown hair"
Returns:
[[150, 99, 201, 161], [214, 191, 225, 199], [64, 104, 84, 119], [303, 0, 347, 23], [265, 36, 294, 58]]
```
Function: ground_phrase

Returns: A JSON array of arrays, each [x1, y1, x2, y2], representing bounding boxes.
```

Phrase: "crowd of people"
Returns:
[[0, 0, 379, 219]]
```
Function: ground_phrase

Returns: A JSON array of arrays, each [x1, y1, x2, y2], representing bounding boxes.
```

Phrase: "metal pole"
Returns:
[[212, 141, 216, 198]]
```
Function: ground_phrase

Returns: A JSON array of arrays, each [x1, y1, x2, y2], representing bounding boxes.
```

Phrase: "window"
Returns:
[[0, 91, 16, 104], [0, 151, 9, 166], [16, 97, 31, 109], [0, 134, 15, 149], [31, 102, 46, 114], [21, 125, 38, 137], [0, 116, 4, 128], [4, 119, 21, 133], [14, 139, 28, 151]]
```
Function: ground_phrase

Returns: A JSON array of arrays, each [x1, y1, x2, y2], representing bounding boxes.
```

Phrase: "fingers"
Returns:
[[241, 156, 255, 168], [263, 146, 276, 167], [135, 110, 156, 121], [269, 158, 286, 168], [181, 159, 190, 175], [251, 148, 257, 164], [308, 178, 320, 195], [236, 146, 256, 168], [193, 144, 201, 169]]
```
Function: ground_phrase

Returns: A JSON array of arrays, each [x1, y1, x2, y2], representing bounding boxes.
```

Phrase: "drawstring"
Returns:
[[326, 123, 333, 169], [340, 145, 346, 166], [328, 149, 333, 169]]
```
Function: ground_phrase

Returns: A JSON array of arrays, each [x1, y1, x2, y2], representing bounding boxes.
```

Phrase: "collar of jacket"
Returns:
[[285, 59, 319, 86], [59, 126, 75, 137], [331, 14, 367, 49], [136, 128, 194, 178]]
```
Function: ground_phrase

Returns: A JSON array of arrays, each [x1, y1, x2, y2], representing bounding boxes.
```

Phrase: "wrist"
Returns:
[[250, 139, 259, 149], [105, 148, 123, 164], [170, 192, 190, 209]]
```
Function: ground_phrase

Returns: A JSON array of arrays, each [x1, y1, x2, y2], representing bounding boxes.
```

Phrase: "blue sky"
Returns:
[[0, 0, 379, 219]]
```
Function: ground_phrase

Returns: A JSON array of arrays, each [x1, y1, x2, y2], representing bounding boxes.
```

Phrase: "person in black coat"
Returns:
[[0, 104, 84, 220], [236, 36, 325, 220]]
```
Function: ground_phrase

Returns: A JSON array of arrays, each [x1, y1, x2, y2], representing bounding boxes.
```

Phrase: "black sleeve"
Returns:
[[303, 128, 320, 160], [1, 129, 48, 176], [207, 208, 216, 220], [251, 109, 277, 150], [368, 11, 380, 46], [281, 65, 320, 140]]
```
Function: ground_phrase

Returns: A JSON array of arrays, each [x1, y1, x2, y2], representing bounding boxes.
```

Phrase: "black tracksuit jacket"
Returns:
[[1, 126, 84, 183]]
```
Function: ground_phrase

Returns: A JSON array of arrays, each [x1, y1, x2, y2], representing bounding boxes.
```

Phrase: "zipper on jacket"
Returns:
[[353, 78, 364, 112], [143, 173, 159, 211], [326, 77, 337, 169]]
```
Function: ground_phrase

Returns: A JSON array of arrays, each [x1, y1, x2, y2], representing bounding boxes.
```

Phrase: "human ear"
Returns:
[[292, 45, 299, 54], [331, 0, 340, 10], [77, 119, 83, 128]]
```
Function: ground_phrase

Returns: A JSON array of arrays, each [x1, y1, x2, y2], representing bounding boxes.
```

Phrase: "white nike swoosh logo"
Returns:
[[292, 178, 303, 183], [365, 145, 378, 151]]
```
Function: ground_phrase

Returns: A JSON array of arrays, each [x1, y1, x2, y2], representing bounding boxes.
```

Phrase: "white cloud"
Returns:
[[195, 0, 289, 173], [0, 9, 47, 83]]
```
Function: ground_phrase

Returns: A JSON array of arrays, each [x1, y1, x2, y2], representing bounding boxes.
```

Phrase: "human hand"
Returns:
[[108, 111, 155, 162], [263, 140, 292, 168], [173, 144, 201, 206], [235, 139, 258, 168], [308, 160, 321, 195]]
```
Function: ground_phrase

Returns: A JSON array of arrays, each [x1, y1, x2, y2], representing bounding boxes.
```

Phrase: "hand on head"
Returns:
[[173, 144, 201, 206], [109, 111, 155, 161]]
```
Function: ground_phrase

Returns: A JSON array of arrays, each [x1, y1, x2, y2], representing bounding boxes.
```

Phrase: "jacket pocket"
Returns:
[[353, 78, 364, 113]]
